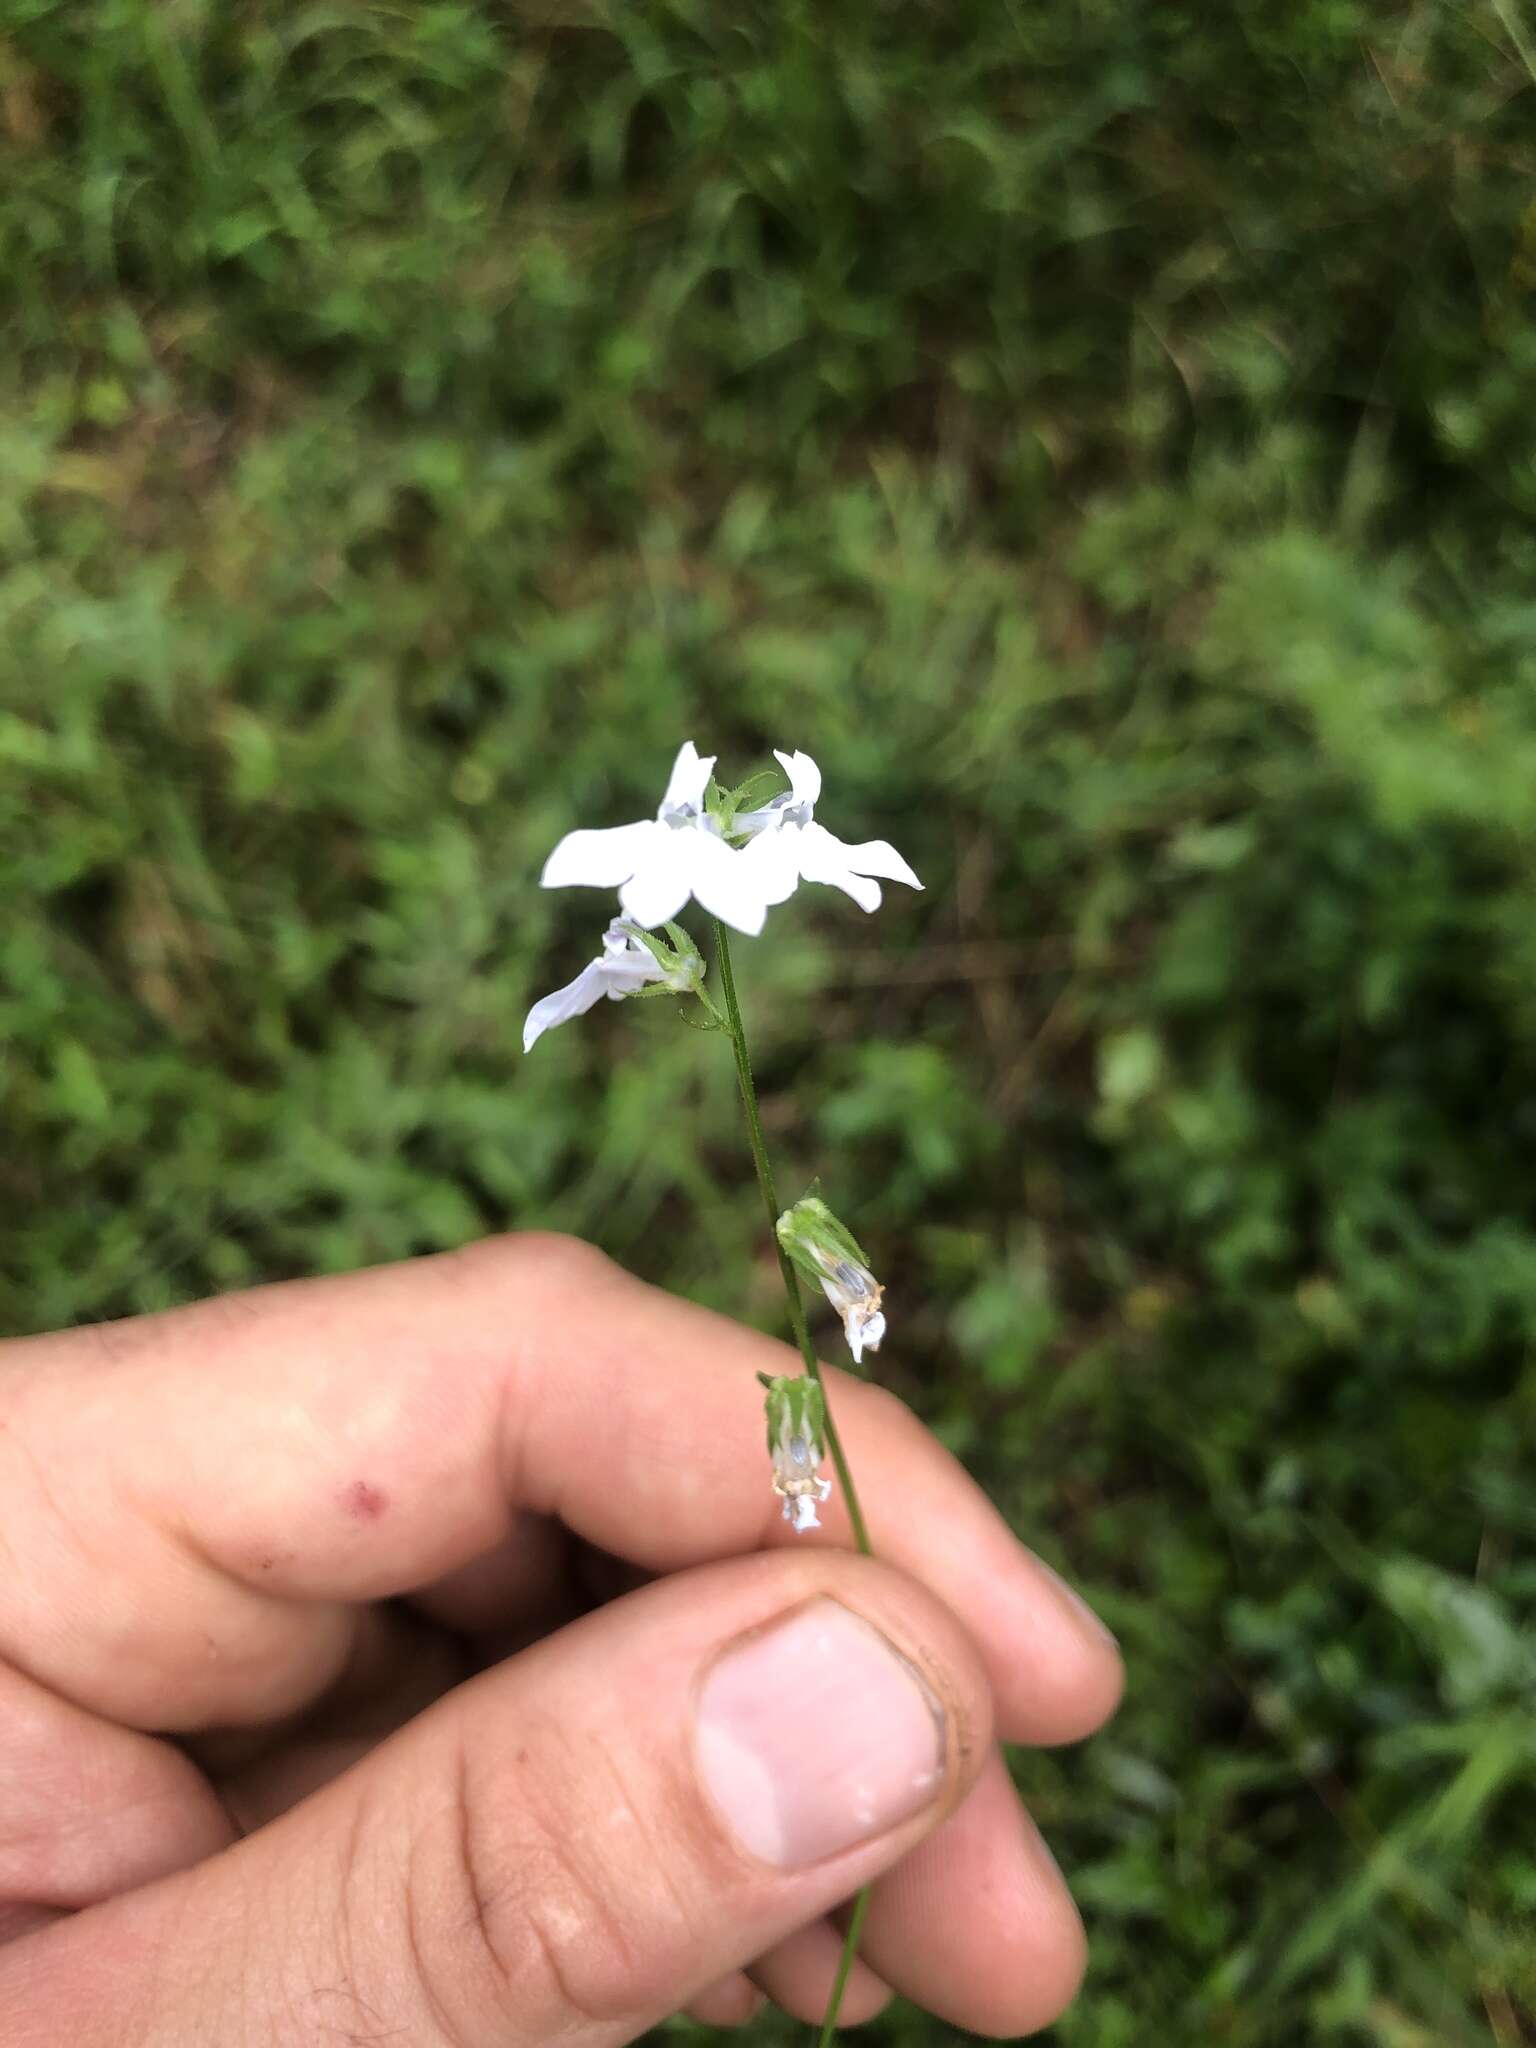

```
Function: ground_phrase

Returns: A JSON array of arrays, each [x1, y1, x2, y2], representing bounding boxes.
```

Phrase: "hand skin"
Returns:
[[0, 1233, 1122, 2044]]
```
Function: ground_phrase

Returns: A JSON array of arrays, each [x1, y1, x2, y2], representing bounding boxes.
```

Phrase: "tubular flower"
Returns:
[[777, 1195, 887, 1365], [761, 1373, 832, 1533], [810, 1253, 886, 1366], [738, 749, 923, 914], [522, 919, 698, 1053], [540, 741, 771, 935]]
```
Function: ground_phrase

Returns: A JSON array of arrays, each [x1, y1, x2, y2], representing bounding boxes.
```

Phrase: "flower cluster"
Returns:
[[527, 742, 913, 1544], [525, 741, 921, 1042]]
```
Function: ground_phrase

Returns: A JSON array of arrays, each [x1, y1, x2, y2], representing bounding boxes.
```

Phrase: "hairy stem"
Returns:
[[711, 918, 873, 2045]]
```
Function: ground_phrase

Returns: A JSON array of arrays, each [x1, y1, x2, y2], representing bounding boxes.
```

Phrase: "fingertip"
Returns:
[[1023, 1560, 1125, 1743], [684, 1970, 767, 2027], [856, 1746, 1090, 2038], [746, 1918, 893, 2028]]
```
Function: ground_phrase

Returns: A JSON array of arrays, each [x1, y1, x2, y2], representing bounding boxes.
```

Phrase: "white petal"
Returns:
[[789, 1495, 821, 1533], [794, 821, 884, 912], [685, 832, 771, 936], [661, 740, 715, 815], [521, 959, 614, 1053], [617, 834, 695, 928], [772, 748, 822, 809], [738, 825, 803, 908], [836, 836, 922, 891], [857, 1309, 886, 1358], [607, 952, 666, 996], [541, 820, 660, 891]]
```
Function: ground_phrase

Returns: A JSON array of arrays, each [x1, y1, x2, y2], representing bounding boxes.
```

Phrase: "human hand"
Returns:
[[0, 1234, 1121, 2043]]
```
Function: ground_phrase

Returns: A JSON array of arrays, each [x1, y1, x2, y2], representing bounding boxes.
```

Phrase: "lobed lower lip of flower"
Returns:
[[736, 747, 924, 915]]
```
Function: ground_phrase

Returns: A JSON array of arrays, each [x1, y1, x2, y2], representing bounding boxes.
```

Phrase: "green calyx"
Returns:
[[620, 920, 704, 992], [756, 1370, 828, 1457], [775, 1193, 872, 1285]]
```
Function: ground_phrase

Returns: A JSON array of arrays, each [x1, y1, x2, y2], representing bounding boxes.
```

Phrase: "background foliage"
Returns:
[[2, 2, 1534, 2041]]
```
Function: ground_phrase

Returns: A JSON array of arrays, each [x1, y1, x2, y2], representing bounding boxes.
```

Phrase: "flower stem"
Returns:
[[711, 921, 871, 1557], [711, 919, 873, 2047], [817, 1889, 871, 2048]]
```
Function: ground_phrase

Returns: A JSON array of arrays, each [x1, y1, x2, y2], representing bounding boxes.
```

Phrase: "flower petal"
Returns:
[[685, 832, 771, 936], [541, 820, 660, 891], [660, 740, 715, 815], [772, 748, 822, 810], [845, 1307, 886, 1363], [738, 825, 803, 908], [793, 821, 884, 912], [521, 959, 615, 1053], [617, 834, 695, 929], [836, 837, 923, 891]]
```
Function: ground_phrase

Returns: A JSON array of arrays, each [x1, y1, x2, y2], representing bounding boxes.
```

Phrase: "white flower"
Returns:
[[540, 741, 770, 936], [813, 1253, 887, 1364], [776, 1194, 888, 1365], [522, 919, 693, 1053], [738, 749, 923, 914], [770, 1418, 833, 1532]]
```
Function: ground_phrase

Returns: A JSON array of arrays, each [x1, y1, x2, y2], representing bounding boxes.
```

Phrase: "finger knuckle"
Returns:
[[408, 1727, 700, 2039], [451, 1229, 622, 1304]]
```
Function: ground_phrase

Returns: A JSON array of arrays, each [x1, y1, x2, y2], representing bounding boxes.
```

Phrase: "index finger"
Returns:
[[0, 1234, 1121, 1742]]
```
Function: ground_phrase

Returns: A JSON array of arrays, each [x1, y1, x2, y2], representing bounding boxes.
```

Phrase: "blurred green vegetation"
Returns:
[[2, 2, 1534, 2041]]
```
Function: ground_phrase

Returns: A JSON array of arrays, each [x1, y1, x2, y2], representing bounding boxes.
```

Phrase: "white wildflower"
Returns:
[[772, 1421, 833, 1530], [522, 919, 696, 1053], [761, 1372, 832, 1534], [540, 741, 770, 935], [810, 1253, 886, 1365], [738, 748, 923, 914], [776, 1194, 888, 1364]]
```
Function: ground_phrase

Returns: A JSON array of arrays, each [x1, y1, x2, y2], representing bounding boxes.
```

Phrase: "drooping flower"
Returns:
[[761, 1372, 833, 1533], [777, 1195, 887, 1364], [737, 749, 923, 914], [522, 919, 699, 1053], [811, 1255, 886, 1365], [540, 741, 771, 936]]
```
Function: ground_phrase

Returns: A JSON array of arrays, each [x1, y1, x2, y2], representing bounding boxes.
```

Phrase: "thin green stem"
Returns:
[[711, 921, 870, 1554], [817, 1889, 871, 2048], [711, 918, 873, 2046]]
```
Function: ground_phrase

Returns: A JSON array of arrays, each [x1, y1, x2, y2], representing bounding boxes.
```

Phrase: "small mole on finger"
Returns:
[[341, 1479, 389, 1521]]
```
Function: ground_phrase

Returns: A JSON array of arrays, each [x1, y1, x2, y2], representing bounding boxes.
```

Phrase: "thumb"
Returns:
[[5, 1552, 992, 2047]]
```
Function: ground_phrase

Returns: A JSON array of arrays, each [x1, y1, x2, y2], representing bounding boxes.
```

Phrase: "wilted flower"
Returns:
[[777, 1195, 887, 1364], [540, 741, 771, 935], [760, 1372, 832, 1533], [738, 749, 923, 914], [522, 919, 700, 1053]]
